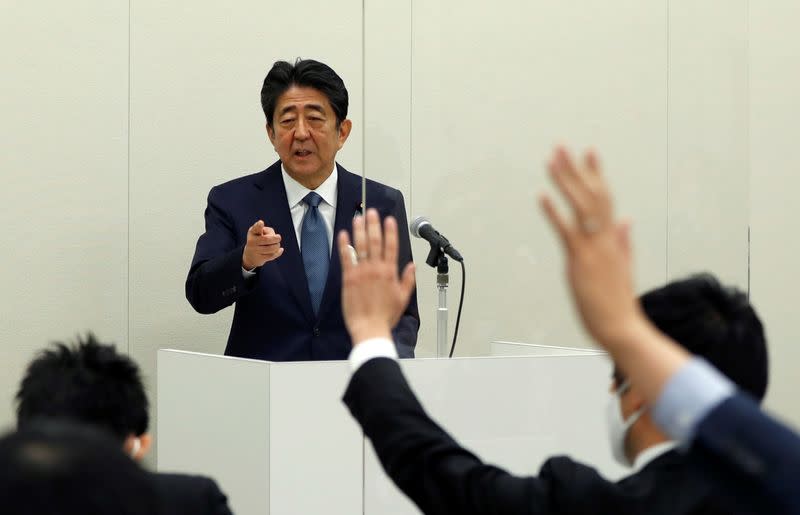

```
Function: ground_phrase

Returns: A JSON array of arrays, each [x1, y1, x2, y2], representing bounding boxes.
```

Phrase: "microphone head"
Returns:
[[410, 216, 431, 239]]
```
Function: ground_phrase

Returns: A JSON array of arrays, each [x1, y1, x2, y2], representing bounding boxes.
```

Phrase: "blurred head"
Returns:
[[0, 420, 158, 515], [261, 58, 352, 189], [16, 333, 152, 460], [609, 273, 768, 464]]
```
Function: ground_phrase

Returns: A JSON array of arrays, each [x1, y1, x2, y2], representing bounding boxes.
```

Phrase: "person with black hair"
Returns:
[[0, 420, 159, 515], [336, 209, 766, 514], [15, 333, 234, 515], [186, 58, 419, 361], [537, 146, 799, 513], [16, 333, 151, 455], [604, 273, 768, 473]]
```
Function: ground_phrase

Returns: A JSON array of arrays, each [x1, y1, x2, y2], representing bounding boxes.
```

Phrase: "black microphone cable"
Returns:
[[449, 258, 466, 358]]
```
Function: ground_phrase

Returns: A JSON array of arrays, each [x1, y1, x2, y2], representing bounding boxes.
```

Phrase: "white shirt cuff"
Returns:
[[241, 266, 256, 278], [349, 337, 397, 372]]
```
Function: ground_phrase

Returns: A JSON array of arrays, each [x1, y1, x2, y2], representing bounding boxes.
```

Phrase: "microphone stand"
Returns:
[[425, 243, 449, 358]]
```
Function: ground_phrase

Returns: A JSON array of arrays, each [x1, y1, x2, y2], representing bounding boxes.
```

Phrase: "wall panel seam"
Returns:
[[745, 0, 751, 298], [409, 0, 414, 214], [127, 0, 132, 354], [665, 0, 670, 281]]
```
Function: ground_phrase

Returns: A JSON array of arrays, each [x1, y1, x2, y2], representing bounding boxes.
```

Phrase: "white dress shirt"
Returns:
[[243, 164, 338, 276]]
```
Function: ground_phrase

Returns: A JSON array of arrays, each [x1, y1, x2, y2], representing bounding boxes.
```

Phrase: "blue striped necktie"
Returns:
[[301, 192, 329, 315]]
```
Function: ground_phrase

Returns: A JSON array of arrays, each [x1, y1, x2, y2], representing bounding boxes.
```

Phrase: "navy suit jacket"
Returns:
[[186, 161, 419, 360], [688, 394, 800, 514], [344, 358, 735, 515]]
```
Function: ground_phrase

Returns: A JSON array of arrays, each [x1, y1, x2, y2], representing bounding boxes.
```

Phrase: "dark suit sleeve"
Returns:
[[687, 394, 800, 514], [203, 477, 235, 515], [186, 186, 260, 314], [344, 358, 583, 515], [153, 473, 234, 515], [387, 190, 420, 358]]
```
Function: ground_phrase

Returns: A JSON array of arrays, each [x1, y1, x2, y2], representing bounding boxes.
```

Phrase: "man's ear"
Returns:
[[337, 119, 352, 149], [124, 433, 153, 461], [266, 123, 276, 145]]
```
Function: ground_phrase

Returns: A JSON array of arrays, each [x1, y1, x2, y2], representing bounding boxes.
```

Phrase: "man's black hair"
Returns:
[[16, 332, 149, 441], [260, 58, 349, 128], [614, 273, 768, 402]]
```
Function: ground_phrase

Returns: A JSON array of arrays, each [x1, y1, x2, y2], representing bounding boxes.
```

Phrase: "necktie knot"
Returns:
[[304, 191, 323, 209]]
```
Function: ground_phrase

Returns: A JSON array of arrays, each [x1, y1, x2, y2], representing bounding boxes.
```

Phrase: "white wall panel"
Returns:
[[364, 0, 412, 201], [749, 1, 800, 428], [667, 1, 749, 288], [410, 0, 668, 357], [0, 1, 128, 430]]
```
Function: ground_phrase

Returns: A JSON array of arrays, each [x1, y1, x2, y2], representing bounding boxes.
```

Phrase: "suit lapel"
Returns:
[[254, 162, 315, 323], [317, 165, 361, 322]]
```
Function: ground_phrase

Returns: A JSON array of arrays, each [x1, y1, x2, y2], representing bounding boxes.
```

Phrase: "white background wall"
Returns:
[[749, 1, 800, 434], [2, 0, 798, 466]]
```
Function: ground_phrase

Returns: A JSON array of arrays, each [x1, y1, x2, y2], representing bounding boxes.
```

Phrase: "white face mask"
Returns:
[[605, 382, 645, 467]]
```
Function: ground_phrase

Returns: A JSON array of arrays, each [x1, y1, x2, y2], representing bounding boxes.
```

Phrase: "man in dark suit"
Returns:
[[539, 146, 800, 513], [336, 209, 766, 514], [15, 333, 234, 515], [186, 58, 419, 360], [0, 421, 160, 515]]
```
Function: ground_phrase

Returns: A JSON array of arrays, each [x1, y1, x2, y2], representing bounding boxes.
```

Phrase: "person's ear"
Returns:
[[124, 433, 153, 461], [337, 119, 352, 149], [139, 433, 153, 457], [266, 123, 277, 146]]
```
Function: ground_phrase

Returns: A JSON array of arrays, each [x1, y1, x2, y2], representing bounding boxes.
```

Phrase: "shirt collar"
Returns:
[[281, 164, 338, 209], [632, 441, 678, 472]]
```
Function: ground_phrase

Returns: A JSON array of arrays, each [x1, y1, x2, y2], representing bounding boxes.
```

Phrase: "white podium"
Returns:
[[158, 348, 626, 515]]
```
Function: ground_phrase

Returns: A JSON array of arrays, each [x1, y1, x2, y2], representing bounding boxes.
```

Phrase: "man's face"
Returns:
[[267, 85, 352, 189]]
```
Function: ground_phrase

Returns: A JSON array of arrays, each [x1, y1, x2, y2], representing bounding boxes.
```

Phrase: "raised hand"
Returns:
[[539, 146, 640, 347], [338, 209, 416, 345]]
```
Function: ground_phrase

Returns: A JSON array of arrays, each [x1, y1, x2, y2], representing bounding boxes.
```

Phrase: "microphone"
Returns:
[[410, 216, 463, 262]]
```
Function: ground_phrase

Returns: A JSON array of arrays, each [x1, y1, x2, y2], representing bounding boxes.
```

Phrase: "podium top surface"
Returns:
[[159, 346, 608, 365]]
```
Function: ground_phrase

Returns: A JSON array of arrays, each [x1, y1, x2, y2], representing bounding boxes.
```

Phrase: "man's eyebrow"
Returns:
[[278, 104, 326, 117], [278, 105, 298, 117]]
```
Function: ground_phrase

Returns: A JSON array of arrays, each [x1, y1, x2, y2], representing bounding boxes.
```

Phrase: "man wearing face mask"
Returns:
[[14, 333, 235, 515], [605, 274, 768, 477], [338, 212, 767, 515]]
